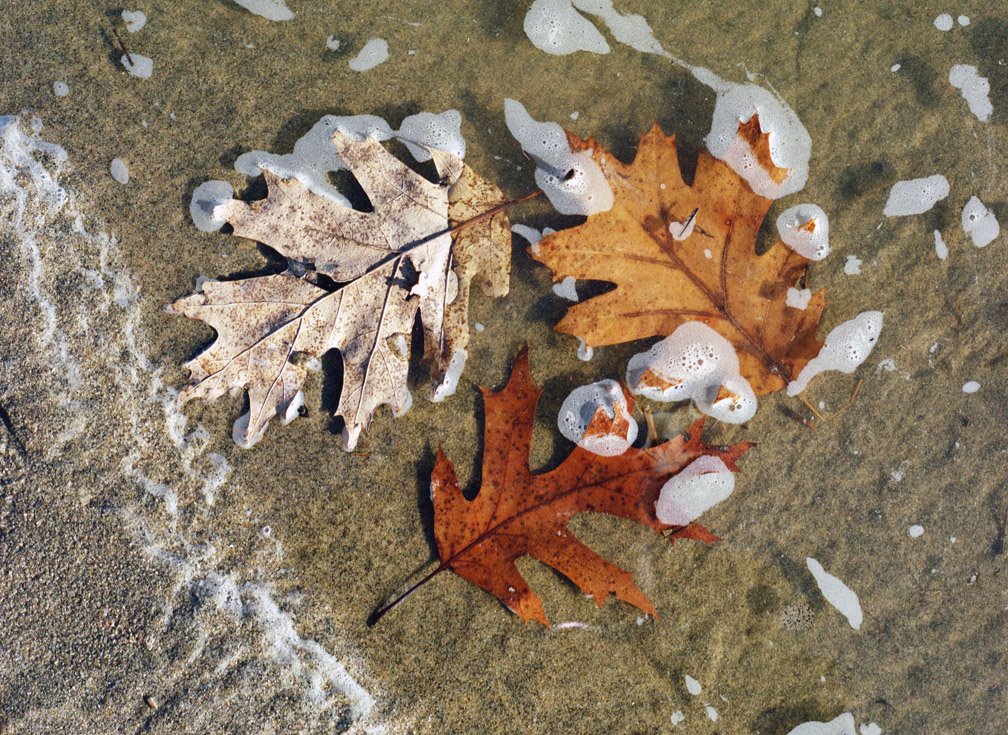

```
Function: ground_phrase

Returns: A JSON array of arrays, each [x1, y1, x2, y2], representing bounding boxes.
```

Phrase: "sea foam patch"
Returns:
[[1, 114, 382, 731], [504, 98, 614, 215]]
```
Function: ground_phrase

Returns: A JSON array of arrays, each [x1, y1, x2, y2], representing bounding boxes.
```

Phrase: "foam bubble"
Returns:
[[934, 229, 948, 260], [787, 311, 883, 396], [806, 558, 862, 630], [626, 322, 756, 423], [504, 98, 613, 215], [121, 53, 154, 79], [656, 456, 735, 525], [558, 379, 637, 456], [786, 287, 812, 310], [122, 9, 147, 32], [961, 195, 999, 247], [523, 0, 665, 56], [883, 175, 949, 216], [844, 254, 861, 275], [232, 0, 293, 21], [397, 109, 465, 162], [552, 276, 578, 301], [52, 81, 70, 97], [962, 380, 980, 394], [776, 203, 830, 260], [694, 67, 811, 199], [110, 157, 129, 184], [949, 64, 992, 122], [349, 38, 389, 72], [934, 13, 953, 31], [787, 713, 857, 735], [190, 180, 236, 232]]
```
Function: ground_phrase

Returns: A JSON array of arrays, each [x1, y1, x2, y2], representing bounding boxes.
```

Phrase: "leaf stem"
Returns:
[[367, 561, 446, 628]]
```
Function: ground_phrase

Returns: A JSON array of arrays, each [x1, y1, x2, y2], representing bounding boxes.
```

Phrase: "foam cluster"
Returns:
[[655, 455, 735, 526], [193, 110, 466, 229], [626, 322, 757, 424], [961, 195, 999, 248], [503, 98, 613, 216], [232, 0, 293, 21], [883, 175, 949, 216], [396, 110, 465, 162], [523, 0, 665, 56], [776, 203, 830, 260], [558, 379, 638, 457], [787, 311, 883, 396], [693, 67, 811, 200], [949, 64, 993, 122]]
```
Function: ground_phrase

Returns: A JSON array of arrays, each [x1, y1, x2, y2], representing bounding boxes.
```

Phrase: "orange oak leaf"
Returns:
[[533, 120, 825, 395], [370, 347, 751, 627]]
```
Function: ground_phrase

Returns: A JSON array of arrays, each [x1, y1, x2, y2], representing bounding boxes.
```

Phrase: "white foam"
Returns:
[[229, 111, 462, 207], [558, 379, 637, 456], [397, 109, 465, 161], [933, 230, 948, 260], [787, 311, 882, 396], [890, 63, 901, 73], [326, 35, 340, 51], [122, 9, 147, 32], [693, 67, 811, 200], [431, 349, 466, 403], [806, 558, 863, 630], [576, 338, 594, 362], [949, 64, 992, 122], [961, 195, 999, 247], [705, 705, 719, 722], [121, 53, 154, 79], [52, 81, 70, 97], [626, 322, 757, 423], [1, 115, 380, 729], [552, 276, 578, 301], [776, 203, 830, 260], [786, 287, 812, 310], [232, 0, 293, 21], [962, 380, 980, 394], [684, 674, 702, 696], [844, 254, 861, 275], [657, 455, 735, 526], [110, 157, 130, 184], [523, 0, 665, 56], [883, 175, 949, 216], [349, 38, 389, 72], [957, 15, 970, 26], [671, 711, 685, 726], [190, 180, 236, 232], [788, 713, 857, 735], [859, 723, 882, 735], [934, 13, 953, 31], [503, 98, 613, 216], [908, 524, 924, 538], [813, 5, 823, 16]]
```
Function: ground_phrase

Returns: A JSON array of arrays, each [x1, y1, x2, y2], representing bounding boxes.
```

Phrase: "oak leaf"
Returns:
[[425, 346, 750, 626], [533, 119, 825, 395], [168, 133, 510, 449]]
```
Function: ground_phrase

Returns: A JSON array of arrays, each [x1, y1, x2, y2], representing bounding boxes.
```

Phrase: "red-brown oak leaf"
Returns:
[[430, 346, 751, 626]]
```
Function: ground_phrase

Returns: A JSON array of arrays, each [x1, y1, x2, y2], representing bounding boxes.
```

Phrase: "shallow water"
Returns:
[[1, 2, 1006, 733]]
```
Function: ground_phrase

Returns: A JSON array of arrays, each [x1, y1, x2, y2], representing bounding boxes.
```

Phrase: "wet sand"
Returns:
[[1, 2, 1006, 733]]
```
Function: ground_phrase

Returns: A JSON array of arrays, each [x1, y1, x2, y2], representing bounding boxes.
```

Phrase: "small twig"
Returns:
[[797, 395, 825, 422], [829, 379, 863, 419], [779, 405, 815, 431], [110, 24, 134, 67], [641, 405, 658, 444]]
